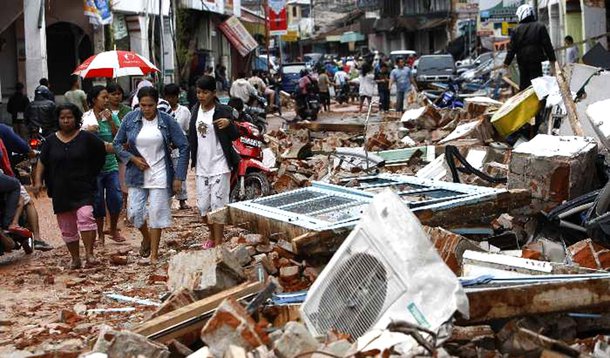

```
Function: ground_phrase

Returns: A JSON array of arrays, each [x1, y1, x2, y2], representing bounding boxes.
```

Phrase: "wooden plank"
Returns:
[[462, 278, 610, 324], [415, 190, 531, 227], [555, 62, 584, 136], [228, 206, 310, 239], [133, 281, 264, 343]]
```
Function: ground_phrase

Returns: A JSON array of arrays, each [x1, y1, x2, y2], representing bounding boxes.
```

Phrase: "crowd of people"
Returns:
[[5, 74, 241, 268], [292, 55, 419, 114]]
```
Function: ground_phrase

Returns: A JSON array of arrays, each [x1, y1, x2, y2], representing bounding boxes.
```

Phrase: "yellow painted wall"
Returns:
[[565, 11, 583, 61]]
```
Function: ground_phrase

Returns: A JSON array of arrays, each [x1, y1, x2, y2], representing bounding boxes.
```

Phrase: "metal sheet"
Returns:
[[229, 174, 504, 232]]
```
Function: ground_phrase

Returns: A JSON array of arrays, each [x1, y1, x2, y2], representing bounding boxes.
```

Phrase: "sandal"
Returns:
[[109, 233, 126, 243], [139, 242, 151, 258], [202, 240, 216, 250]]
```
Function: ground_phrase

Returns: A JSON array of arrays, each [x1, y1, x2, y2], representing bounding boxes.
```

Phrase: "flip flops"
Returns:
[[139, 241, 151, 258], [202, 240, 216, 250]]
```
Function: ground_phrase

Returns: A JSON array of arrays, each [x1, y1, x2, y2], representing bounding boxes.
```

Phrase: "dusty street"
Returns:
[[0, 103, 368, 355]]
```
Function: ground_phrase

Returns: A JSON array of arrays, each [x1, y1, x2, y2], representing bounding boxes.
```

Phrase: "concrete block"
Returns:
[[201, 298, 268, 358], [508, 135, 598, 211], [231, 245, 253, 267], [168, 249, 245, 297], [93, 329, 170, 358], [273, 322, 319, 358]]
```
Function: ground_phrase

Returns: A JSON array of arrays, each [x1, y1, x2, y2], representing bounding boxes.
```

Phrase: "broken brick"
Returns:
[[200, 298, 268, 358]]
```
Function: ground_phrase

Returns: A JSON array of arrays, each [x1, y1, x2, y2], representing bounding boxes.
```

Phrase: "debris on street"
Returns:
[[6, 8, 610, 357]]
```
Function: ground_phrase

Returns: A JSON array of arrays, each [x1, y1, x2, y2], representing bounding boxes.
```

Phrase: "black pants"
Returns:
[[518, 62, 543, 91], [319, 92, 330, 111], [378, 88, 390, 111]]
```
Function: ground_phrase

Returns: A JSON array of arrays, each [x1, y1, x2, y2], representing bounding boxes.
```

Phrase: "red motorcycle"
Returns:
[[229, 119, 272, 202]]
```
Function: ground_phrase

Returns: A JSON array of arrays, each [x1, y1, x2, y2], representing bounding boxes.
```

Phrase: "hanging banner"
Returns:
[[84, 0, 113, 25], [268, 0, 288, 36], [218, 16, 258, 57], [112, 14, 128, 40], [226, 0, 242, 17]]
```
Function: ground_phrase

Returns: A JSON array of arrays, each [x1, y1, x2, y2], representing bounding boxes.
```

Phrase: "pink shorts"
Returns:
[[56, 205, 97, 243]]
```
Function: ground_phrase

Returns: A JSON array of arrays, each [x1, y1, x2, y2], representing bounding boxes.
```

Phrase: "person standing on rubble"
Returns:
[[503, 4, 557, 90], [113, 87, 189, 265], [389, 58, 417, 113], [188, 76, 240, 249], [33, 103, 106, 269]]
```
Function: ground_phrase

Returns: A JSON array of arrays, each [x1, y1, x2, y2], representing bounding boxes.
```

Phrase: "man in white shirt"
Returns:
[[164, 84, 191, 210], [188, 76, 240, 249], [230, 72, 258, 104]]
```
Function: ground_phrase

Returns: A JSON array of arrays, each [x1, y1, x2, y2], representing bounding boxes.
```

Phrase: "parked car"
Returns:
[[459, 51, 507, 82], [280, 62, 307, 94], [456, 52, 494, 75], [389, 50, 417, 65], [415, 54, 456, 89]]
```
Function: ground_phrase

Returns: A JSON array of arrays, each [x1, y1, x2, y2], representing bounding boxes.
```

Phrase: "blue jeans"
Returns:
[[396, 90, 406, 113], [379, 88, 390, 111], [93, 170, 123, 218]]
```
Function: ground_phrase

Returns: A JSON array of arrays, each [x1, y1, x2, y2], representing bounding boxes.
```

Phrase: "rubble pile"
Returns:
[[9, 62, 610, 358]]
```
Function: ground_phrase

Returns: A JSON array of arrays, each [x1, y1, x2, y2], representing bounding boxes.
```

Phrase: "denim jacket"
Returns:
[[113, 109, 189, 191]]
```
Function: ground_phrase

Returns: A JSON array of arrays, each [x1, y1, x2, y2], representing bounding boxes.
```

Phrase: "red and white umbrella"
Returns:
[[73, 50, 160, 78]]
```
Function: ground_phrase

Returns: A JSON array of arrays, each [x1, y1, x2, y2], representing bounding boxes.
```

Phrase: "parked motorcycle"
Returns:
[[424, 81, 464, 109], [295, 92, 320, 121], [229, 119, 271, 202]]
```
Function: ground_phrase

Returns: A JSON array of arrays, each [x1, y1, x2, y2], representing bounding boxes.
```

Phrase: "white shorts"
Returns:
[[196, 173, 231, 217], [20, 185, 31, 206], [127, 187, 172, 229]]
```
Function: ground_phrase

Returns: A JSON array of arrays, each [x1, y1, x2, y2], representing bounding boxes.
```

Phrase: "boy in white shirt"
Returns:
[[188, 76, 240, 249], [163, 84, 191, 210]]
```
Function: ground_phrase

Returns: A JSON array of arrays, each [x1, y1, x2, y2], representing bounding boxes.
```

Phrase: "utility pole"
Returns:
[[264, 0, 270, 71], [159, 0, 165, 85]]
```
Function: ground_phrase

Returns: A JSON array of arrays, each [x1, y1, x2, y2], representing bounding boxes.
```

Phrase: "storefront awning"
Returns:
[[340, 31, 365, 43]]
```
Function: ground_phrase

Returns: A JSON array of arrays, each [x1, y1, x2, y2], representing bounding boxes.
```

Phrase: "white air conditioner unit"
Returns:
[[300, 190, 469, 339]]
